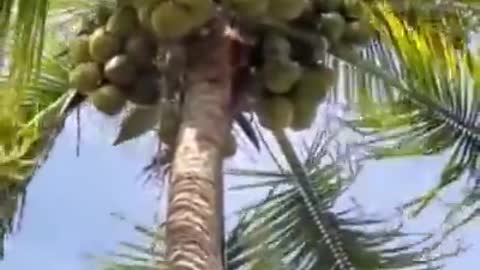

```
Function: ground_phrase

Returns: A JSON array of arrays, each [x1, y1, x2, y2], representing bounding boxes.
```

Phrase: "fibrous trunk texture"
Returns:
[[166, 17, 232, 270]]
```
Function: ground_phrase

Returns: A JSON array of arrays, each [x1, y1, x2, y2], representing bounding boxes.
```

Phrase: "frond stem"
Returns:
[[273, 129, 355, 270]]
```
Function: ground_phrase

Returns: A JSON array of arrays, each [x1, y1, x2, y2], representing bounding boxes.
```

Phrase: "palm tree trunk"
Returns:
[[166, 17, 231, 270]]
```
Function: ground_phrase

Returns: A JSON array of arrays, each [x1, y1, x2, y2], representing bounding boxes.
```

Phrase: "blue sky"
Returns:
[[0, 104, 478, 270], [0, 110, 160, 270]]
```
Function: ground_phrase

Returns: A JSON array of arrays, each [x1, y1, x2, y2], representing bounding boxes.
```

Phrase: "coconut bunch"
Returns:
[[228, 0, 373, 41], [312, 0, 374, 54], [228, 0, 373, 132], [67, 0, 215, 114], [64, 0, 374, 156], [227, 0, 373, 48], [227, 0, 310, 20], [68, 4, 158, 115], [65, 0, 240, 157], [66, 0, 218, 151], [253, 33, 337, 131]]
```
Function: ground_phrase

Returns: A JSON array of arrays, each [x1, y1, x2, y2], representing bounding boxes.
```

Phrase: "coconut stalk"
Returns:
[[165, 17, 231, 270]]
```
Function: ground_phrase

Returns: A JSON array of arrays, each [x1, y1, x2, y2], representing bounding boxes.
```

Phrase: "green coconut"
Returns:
[[89, 84, 126, 115], [126, 33, 156, 68], [129, 74, 161, 106], [317, 12, 346, 43], [342, 20, 373, 45], [290, 97, 318, 131], [104, 55, 137, 86], [177, 0, 214, 27], [294, 65, 336, 101], [263, 33, 291, 60], [262, 59, 302, 94], [329, 43, 360, 63], [340, 0, 364, 20], [106, 6, 139, 37], [229, 0, 269, 17], [150, 1, 195, 39], [313, 0, 342, 12], [223, 132, 238, 158], [267, 0, 309, 20], [89, 27, 121, 63], [69, 35, 91, 64], [257, 96, 294, 131], [69, 62, 102, 94]]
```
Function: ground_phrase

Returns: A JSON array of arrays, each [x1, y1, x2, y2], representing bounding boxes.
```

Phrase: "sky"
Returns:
[[0, 103, 479, 270]]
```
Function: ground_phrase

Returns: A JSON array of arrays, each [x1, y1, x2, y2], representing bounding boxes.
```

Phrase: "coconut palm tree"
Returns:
[[0, 0, 478, 269], [0, 29, 80, 258]]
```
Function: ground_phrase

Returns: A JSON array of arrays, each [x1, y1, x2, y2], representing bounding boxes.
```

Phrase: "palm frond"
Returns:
[[91, 216, 168, 270], [332, 2, 480, 216], [0, 0, 50, 89], [225, 129, 458, 270], [436, 174, 480, 239], [0, 0, 117, 92], [0, 30, 81, 259]]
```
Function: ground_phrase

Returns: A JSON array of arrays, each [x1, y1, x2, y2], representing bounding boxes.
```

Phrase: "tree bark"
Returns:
[[166, 17, 231, 270]]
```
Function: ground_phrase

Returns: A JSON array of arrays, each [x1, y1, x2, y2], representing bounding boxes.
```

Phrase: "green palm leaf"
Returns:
[[225, 130, 456, 270], [0, 0, 116, 90], [91, 215, 168, 270], [334, 3, 480, 216], [1, 0, 48, 89], [0, 30, 81, 259]]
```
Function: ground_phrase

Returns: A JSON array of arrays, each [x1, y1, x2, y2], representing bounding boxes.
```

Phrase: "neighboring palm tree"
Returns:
[[1, 0, 479, 269], [0, 30, 80, 257]]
